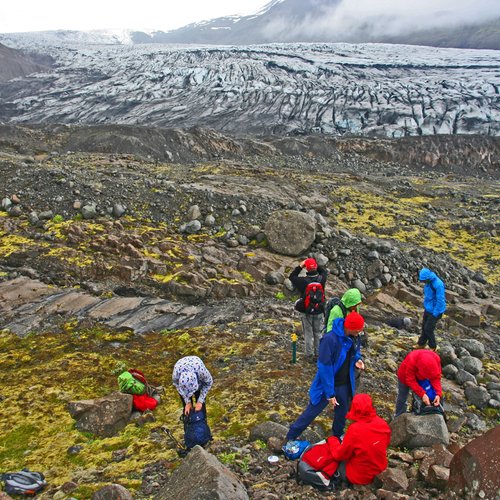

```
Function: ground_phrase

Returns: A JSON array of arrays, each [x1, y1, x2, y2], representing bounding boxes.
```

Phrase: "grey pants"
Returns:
[[301, 313, 323, 357], [395, 380, 410, 417]]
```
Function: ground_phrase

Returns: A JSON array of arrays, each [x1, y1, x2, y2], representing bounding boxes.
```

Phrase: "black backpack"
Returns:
[[411, 393, 446, 418], [323, 297, 347, 333], [1, 470, 47, 496]]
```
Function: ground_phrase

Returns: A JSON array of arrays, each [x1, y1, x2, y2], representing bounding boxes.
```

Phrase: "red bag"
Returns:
[[129, 369, 148, 385], [302, 436, 341, 479], [133, 393, 158, 412]]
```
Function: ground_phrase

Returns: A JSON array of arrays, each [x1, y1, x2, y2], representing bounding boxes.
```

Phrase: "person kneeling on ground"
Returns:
[[394, 349, 442, 417], [330, 393, 391, 486]]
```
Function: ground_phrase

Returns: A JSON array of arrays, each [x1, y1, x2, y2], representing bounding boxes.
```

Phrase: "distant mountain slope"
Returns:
[[382, 19, 500, 50], [132, 0, 500, 49], [0, 43, 52, 82]]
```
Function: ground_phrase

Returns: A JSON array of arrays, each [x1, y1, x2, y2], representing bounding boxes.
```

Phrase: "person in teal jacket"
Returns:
[[285, 312, 366, 442], [418, 268, 446, 350], [326, 288, 362, 333]]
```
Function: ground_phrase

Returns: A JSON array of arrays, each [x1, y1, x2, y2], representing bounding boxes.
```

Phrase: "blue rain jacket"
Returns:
[[309, 318, 362, 405], [419, 268, 446, 316]]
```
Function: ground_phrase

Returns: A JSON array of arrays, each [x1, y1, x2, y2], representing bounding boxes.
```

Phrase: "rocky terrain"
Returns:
[[0, 124, 499, 499], [0, 37, 499, 138]]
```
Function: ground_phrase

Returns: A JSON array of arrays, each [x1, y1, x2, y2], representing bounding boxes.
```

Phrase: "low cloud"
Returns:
[[259, 0, 500, 42]]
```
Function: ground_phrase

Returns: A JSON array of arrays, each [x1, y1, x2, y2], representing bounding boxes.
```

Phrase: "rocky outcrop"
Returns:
[[390, 414, 449, 449], [447, 426, 500, 499], [68, 392, 132, 438], [155, 445, 248, 500]]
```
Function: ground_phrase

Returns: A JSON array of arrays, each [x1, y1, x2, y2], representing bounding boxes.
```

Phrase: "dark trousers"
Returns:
[[418, 310, 442, 349], [179, 389, 206, 413], [395, 380, 411, 417], [286, 384, 351, 440]]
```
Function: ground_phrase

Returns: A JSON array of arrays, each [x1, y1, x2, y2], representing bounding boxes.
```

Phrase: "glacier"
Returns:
[[0, 34, 498, 137]]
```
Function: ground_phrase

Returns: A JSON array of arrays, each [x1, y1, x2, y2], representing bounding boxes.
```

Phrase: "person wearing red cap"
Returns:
[[330, 394, 391, 485], [289, 257, 328, 361], [395, 349, 442, 416], [285, 311, 366, 443]]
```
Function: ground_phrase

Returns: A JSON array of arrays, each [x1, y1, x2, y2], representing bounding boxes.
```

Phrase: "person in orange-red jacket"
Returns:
[[395, 349, 442, 417], [330, 393, 391, 485]]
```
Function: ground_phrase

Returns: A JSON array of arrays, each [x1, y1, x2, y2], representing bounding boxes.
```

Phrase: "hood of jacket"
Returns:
[[346, 393, 377, 421], [417, 351, 441, 379], [419, 268, 437, 282], [342, 288, 362, 308]]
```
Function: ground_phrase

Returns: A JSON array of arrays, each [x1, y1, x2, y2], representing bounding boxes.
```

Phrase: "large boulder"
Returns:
[[155, 445, 248, 500], [447, 426, 500, 499], [390, 413, 449, 448], [459, 339, 485, 359], [68, 392, 133, 438], [264, 210, 316, 256]]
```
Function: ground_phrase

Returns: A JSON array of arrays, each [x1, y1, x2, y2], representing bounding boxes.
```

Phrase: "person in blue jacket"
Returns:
[[285, 311, 366, 443], [418, 268, 446, 350]]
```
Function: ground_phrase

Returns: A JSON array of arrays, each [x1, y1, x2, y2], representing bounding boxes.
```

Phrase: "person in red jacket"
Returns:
[[330, 393, 391, 485], [395, 349, 442, 417]]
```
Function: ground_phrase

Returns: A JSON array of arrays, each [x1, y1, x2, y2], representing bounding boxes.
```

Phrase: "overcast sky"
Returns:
[[0, 0, 271, 33], [1, 0, 498, 34]]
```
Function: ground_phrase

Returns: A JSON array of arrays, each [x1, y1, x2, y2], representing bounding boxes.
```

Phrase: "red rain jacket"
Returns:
[[397, 350, 442, 398], [331, 394, 391, 485]]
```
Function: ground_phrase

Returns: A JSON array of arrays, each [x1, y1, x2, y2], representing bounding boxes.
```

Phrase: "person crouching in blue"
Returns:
[[285, 311, 366, 444]]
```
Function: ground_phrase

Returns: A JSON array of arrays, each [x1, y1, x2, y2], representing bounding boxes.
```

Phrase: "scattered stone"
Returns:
[[81, 204, 97, 219], [464, 383, 490, 409], [112, 203, 126, 218], [187, 205, 201, 221], [455, 369, 477, 385], [181, 220, 202, 234], [155, 445, 249, 500], [461, 356, 483, 375], [459, 339, 485, 358], [446, 415, 467, 434], [427, 465, 449, 490], [377, 468, 409, 491], [442, 364, 458, 380], [91, 484, 133, 500]]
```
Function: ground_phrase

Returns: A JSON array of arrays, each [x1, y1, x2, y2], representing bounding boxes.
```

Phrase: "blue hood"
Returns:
[[419, 268, 436, 281]]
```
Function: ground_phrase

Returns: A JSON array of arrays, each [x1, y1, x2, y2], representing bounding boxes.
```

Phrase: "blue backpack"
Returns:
[[282, 440, 311, 460], [182, 409, 212, 449]]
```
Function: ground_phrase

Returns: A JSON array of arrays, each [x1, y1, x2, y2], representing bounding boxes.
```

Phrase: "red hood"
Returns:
[[417, 351, 441, 380], [346, 394, 377, 421]]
